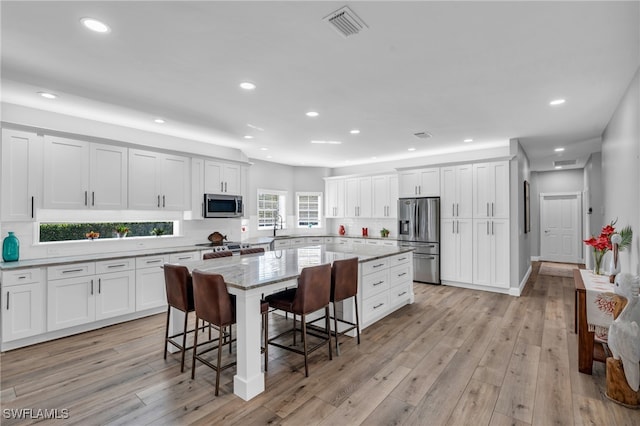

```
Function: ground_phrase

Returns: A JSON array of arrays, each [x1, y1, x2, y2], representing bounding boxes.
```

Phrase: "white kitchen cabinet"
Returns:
[[345, 177, 372, 218], [1, 268, 45, 342], [169, 251, 201, 263], [440, 218, 473, 283], [473, 218, 510, 289], [128, 149, 188, 210], [135, 255, 169, 311], [190, 157, 205, 219], [44, 137, 127, 210], [95, 270, 136, 321], [47, 274, 95, 331], [305, 236, 325, 245], [1, 129, 43, 221], [204, 160, 241, 195], [398, 167, 440, 198], [325, 178, 345, 218], [473, 161, 510, 219], [372, 175, 398, 218], [440, 164, 473, 219]]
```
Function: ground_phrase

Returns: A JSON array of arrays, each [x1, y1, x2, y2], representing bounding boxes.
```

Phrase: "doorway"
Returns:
[[540, 192, 583, 263]]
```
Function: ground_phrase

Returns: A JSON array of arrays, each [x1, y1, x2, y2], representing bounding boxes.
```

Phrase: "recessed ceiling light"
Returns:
[[38, 91, 57, 99], [549, 99, 566, 106], [239, 82, 256, 90], [244, 135, 254, 139], [464, 139, 473, 143], [247, 123, 264, 131], [350, 129, 360, 134], [311, 140, 341, 144], [555, 166, 563, 169], [80, 18, 111, 33], [306, 111, 319, 117], [408, 148, 416, 152], [260, 147, 268, 151], [554, 147, 565, 152], [371, 156, 377, 160], [266, 155, 273, 159], [154, 118, 165, 124]]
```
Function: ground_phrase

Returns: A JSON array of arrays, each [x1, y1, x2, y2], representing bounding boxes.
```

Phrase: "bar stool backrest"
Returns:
[[164, 264, 193, 312], [292, 264, 331, 314], [331, 257, 359, 303], [192, 270, 235, 327]]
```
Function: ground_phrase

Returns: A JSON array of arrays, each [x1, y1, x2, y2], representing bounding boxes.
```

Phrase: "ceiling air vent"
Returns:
[[553, 159, 576, 167], [413, 132, 433, 139], [323, 6, 368, 38]]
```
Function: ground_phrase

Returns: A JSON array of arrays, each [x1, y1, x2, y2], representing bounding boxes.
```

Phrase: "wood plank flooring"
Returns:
[[1, 262, 639, 425]]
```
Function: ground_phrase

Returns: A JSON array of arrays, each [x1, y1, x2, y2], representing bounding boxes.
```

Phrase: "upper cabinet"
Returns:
[[372, 174, 398, 218], [398, 168, 440, 198], [345, 177, 372, 218], [325, 178, 345, 218], [473, 161, 509, 219], [440, 164, 473, 219], [44, 137, 127, 210], [1, 129, 43, 221], [128, 149, 188, 210], [204, 160, 241, 195]]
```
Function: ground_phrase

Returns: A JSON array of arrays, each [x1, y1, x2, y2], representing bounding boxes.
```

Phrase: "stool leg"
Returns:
[[333, 301, 340, 355], [263, 311, 269, 372], [163, 306, 171, 359], [180, 310, 189, 372], [355, 297, 360, 345], [293, 314, 297, 346], [302, 314, 309, 377], [326, 305, 333, 361], [191, 315, 200, 380], [215, 326, 224, 396]]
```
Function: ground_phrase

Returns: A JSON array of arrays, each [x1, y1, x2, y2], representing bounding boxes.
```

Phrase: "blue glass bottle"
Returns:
[[2, 232, 20, 262]]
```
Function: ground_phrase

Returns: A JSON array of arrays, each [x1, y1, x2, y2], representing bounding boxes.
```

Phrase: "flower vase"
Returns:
[[2, 232, 20, 262], [593, 249, 604, 275]]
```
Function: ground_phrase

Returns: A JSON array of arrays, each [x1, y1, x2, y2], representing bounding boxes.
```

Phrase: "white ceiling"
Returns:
[[1, 1, 638, 171]]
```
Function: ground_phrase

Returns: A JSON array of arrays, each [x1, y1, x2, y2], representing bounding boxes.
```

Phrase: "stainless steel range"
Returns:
[[195, 241, 250, 253]]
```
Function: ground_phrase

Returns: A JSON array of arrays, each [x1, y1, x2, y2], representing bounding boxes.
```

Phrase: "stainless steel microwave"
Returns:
[[204, 194, 243, 218]]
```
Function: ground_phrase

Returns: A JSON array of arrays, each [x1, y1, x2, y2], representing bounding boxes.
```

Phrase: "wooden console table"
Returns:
[[574, 268, 609, 374]]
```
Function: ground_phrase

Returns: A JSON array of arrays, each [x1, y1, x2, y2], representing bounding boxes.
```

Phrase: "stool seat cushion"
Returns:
[[264, 288, 297, 312]]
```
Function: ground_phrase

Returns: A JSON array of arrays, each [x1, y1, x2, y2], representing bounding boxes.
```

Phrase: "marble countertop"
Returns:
[[243, 234, 400, 245], [174, 244, 413, 291]]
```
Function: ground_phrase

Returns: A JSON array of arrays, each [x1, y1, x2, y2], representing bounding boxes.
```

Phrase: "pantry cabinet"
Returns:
[[204, 160, 241, 195], [440, 218, 473, 283], [440, 164, 473, 219], [43, 137, 128, 210], [398, 168, 440, 198], [473, 218, 510, 289], [473, 161, 509, 219], [1, 129, 43, 221], [372, 175, 398, 218], [345, 177, 372, 218], [128, 149, 188, 210], [1, 268, 45, 342]]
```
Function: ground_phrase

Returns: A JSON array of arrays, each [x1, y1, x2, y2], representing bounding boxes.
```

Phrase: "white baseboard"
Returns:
[[531, 256, 540, 261], [510, 264, 532, 297]]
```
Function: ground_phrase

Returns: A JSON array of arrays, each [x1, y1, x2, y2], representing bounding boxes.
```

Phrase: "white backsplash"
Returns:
[[327, 218, 397, 238]]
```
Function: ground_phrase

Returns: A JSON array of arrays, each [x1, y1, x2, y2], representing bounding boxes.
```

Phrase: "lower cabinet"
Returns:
[[473, 218, 510, 289], [135, 255, 169, 311], [2, 268, 45, 342], [441, 218, 473, 283]]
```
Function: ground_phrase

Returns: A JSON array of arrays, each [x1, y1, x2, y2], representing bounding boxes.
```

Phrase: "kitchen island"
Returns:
[[171, 243, 414, 400]]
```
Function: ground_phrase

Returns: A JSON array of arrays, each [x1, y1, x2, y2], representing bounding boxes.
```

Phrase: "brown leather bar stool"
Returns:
[[191, 270, 237, 396], [203, 250, 233, 260], [265, 263, 332, 377], [330, 257, 360, 355], [163, 264, 204, 372], [240, 247, 265, 255]]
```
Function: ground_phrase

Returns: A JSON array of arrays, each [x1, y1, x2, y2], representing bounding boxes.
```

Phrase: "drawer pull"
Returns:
[[107, 264, 127, 268], [146, 259, 163, 264], [373, 303, 384, 309], [6, 292, 9, 310], [398, 257, 407, 261], [373, 281, 384, 286], [398, 272, 407, 277], [176, 256, 191, 260], [398, 291, 408, 297], [62, 268, 84, 274], [17, 275, 28, 280], [372, 263, 385, 268]]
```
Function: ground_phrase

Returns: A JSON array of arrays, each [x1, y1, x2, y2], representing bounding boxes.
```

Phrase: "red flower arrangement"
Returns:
[[584, 220, 632, 275]]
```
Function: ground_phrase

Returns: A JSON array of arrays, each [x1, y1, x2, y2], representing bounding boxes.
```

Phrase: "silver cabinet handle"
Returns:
[[6, 292, 9, 310], [492, 221, 494, 235], [372, 263, 385, 268], [373, 303, 384, 309], [487, 203, 489, 217], [107, 264, 127, 268], [456, 220, 459, 234], [373, 280, 384, 286], [92, 191, 95, 206], [17, 275, 27, 280], [31, 196, 35, 218], [84, 191, 88, 206], [146, 259, 163, 264], [456, 203, 459, 217], [162, 195, 166, 208], [487, 222, 490, 235], [98, 278, 101, 294], [492, 202, 495, 217], [398, 272, 407, 277], [224, 182, 227, 192], [176, 256, 191, 260], [157, 195, 160, 208], [398, 291, 408, 297], [62, 268, 84, 274], [398, 257, 407, 261], [90, 279, 94, 295], [221, 182, 224, 192], [418, 185, 421, 195]]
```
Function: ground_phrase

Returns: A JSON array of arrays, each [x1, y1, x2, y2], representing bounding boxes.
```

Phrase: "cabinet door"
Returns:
[[136, 266, 167, 311], [47, 276, 96, 331], [491, 219, 510, 288], [357, 177, 372, 218], [472, 218, 492, 287], [190, 158, 205, 219], [398, 171, 419, 198], [457, 165, 473, 218], [160, 154, 188, 210], [344, 178, 359, 217], [419, 168, 440, 197], [473, 163, 493, 218], [95, 271, 136, 321], [440, 167, 457, 219], [441, 218, 458, 281], [129, 149, 161, 209], [388, 175, 398, 217], [223, 163, 241, 195], [457, 218, 473, 283], [325, 179, 344, 218], [43, 136, 90, 209], [371, 175, 388, 218], [90, 143, 127, 209], [492, 162, 510, 218], [204, 161, 224, 194], [1, 129, 43, 221], [2, 282, 45, 342]]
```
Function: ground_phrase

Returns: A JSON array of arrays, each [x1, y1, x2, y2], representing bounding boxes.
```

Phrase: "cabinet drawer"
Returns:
[[135, 255, 169, 269], [95, 258, 135, 274], [305, 237, 324, 244], [48, 262, 95, 280], [352, 239, 365, 245], [335, 238, 350, 246], [362, 270, 389, 297], [324, 237, 334, 243], [362, 258, 388, 276], [2, 268, 44, 286], [291, 238, 306, 246], [366, 239, 380, 245], [362, 292, 389, 324], [389, 282, 412, 307], [169, 251, 200, 263], [389, 263, 411, 287], [272, 239, 290, 249], [390, 253, 411, 266]]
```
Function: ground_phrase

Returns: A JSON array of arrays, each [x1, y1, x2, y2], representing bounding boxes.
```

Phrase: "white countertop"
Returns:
[[173, 244, 413, 291]]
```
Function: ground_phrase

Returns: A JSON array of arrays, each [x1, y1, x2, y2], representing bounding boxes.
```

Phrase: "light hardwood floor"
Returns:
[[1, 262, 639, 425]]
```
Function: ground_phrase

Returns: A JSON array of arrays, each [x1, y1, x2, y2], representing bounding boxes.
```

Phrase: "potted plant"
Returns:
[[115, 225, 129, 238], [380, 228, 390, 238], [85, 231, 100, 240], [151, 227, 166, 237]]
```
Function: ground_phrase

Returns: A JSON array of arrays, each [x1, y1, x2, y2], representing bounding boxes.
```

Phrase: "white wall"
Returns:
[[509, 139, 531, 289], [601, 67, 639, 275]]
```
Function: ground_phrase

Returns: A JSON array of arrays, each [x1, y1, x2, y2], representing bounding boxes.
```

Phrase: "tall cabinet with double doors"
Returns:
[[472, 162, 510, 289]]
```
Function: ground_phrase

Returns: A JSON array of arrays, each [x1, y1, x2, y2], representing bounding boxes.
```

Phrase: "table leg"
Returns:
[[577, 289, 594, 374], [232, 290, 265, 400]]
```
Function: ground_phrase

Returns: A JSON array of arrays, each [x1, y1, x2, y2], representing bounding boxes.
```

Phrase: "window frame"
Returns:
[[257, 189, 287, 230], [296, 191, 322, 229]]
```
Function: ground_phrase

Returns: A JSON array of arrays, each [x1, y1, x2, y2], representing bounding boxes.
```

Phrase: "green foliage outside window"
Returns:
[[40, 222, 174, 242]]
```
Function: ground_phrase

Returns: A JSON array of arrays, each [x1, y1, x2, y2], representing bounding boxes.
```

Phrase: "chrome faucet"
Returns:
[[273, 214, 283, 237]]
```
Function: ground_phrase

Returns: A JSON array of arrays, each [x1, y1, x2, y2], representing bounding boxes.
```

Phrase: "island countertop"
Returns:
[[171, 244, 413, 291]]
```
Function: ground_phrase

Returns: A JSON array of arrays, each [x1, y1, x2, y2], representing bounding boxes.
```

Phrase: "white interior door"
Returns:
[[540, 193, 582, 263]]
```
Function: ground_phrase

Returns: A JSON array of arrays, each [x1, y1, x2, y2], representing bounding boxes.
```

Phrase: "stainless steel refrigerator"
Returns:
[[397, 197, 440, 284]]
